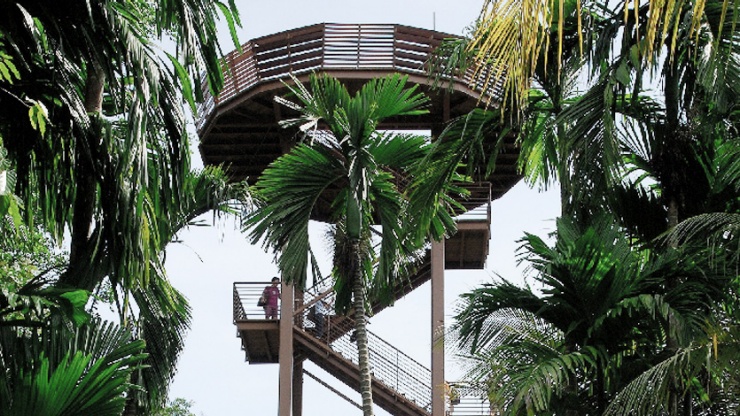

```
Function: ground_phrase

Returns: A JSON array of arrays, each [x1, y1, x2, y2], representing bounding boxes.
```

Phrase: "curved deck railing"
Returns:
[[197, 23, 501, 132]]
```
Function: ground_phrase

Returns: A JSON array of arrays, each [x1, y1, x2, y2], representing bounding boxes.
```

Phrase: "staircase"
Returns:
[[296, 281, 433, 414], [233, 279, 492, 415], [231, 184, 494, 415]]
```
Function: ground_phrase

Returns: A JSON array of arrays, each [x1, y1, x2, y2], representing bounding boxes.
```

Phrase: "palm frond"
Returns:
[[245, 144, 344, 288], [604, 344, 711, 416], [0, 319, 147, 416], [454, 279, 546, 352], [666, 213, 740, 264], [127, 276, 191, 412]]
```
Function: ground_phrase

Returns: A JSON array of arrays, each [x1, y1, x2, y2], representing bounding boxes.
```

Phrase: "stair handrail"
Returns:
[[298, 287, 433, 411], [232, 277, 489, 414]]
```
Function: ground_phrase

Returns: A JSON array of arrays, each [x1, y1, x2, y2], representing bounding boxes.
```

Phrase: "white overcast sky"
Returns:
[[164, 1, 561, 415]]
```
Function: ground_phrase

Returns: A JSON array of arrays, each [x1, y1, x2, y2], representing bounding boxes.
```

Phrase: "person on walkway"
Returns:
[[313, 298, 330, 339], [263, 277, 280, 319]]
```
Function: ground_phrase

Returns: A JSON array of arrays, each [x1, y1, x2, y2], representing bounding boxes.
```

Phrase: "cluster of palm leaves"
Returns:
[[437, 0, 740, 415], [0, 1, 247, 414]]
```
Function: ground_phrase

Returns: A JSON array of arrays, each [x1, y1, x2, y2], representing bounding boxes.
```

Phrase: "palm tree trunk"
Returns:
[[122, 370, 140, 416], [563, 343, 578, 416], [62, 62, 104, 290], [596, 359, 606, 415], [351, 240, 374, 416], [667, 196, 687, 416], [663, 51, 685, 416]]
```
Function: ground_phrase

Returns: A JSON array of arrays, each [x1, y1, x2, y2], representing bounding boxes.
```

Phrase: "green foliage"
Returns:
[[153, 398, 198, 416], [0, 143, 21, 228], [26, 101, 47, 136], [444, 0, 740, 414], [0, 319, 147, 416], [0, 37, 20, 84], [0, 2, 246, 415], [452, 213, 740, 414], [0, 221, 66, 287], [248, 73, 446, 295]]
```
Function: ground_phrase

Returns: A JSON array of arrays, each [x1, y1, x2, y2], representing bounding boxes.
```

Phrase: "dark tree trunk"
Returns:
[[351, 240, 374, 416], [61, 63, 104, 290], [663, 49, 685, 416]]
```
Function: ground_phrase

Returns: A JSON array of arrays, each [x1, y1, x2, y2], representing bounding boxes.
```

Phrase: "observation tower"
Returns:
[[197, 23, 521, 416]]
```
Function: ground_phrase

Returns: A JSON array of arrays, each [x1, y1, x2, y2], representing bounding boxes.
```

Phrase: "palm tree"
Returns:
[[464, 0, 737, 116], [453, 217, 638, 414], [0, 275, 146, 415], [0, 0, 240, 292], [122, 165, 249, 414], [440, 1, 740, 414], [2, 5, 248, 413], [439, 0, 738, 231], [245, 73, 457, 416], [451, 215, 732, 415], [0, 160, 248, 415]]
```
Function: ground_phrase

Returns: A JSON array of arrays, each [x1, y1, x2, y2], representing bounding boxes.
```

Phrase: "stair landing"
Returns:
[[235, 320, 280, 363]]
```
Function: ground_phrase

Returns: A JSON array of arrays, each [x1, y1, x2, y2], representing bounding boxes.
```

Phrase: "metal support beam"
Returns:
[[431, 239, 445, 416], [278, 282, 294, 416]]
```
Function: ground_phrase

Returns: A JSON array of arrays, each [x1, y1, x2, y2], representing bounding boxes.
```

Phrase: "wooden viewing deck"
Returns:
[[197, 23, 519, 214]]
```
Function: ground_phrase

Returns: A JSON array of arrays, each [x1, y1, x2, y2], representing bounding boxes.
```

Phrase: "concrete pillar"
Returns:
[[278, 282, 294, 416], [431, 239, 446, 416]]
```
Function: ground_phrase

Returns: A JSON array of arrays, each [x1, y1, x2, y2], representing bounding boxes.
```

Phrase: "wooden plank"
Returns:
[[326, 24, 394, 32], [254, 29, 325, 52], [202, 133, 283, 142], [256, 39, 323, 61], [257, 49, 323, 71], [236, 321, 279, 331], [201, 136, 283, 145], [258, 57, 323, 79], [394, 30, 440, 46], [393, 49, 428, 64], [252, 23, 325, 48], [395, 40, 434, 54]]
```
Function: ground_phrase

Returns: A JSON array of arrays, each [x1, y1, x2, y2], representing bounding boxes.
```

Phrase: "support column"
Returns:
[[292, 289, 304, 416], [278, 281, 294, 416], [292, 361, 303, 416], [431, 239, 446, 416]]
